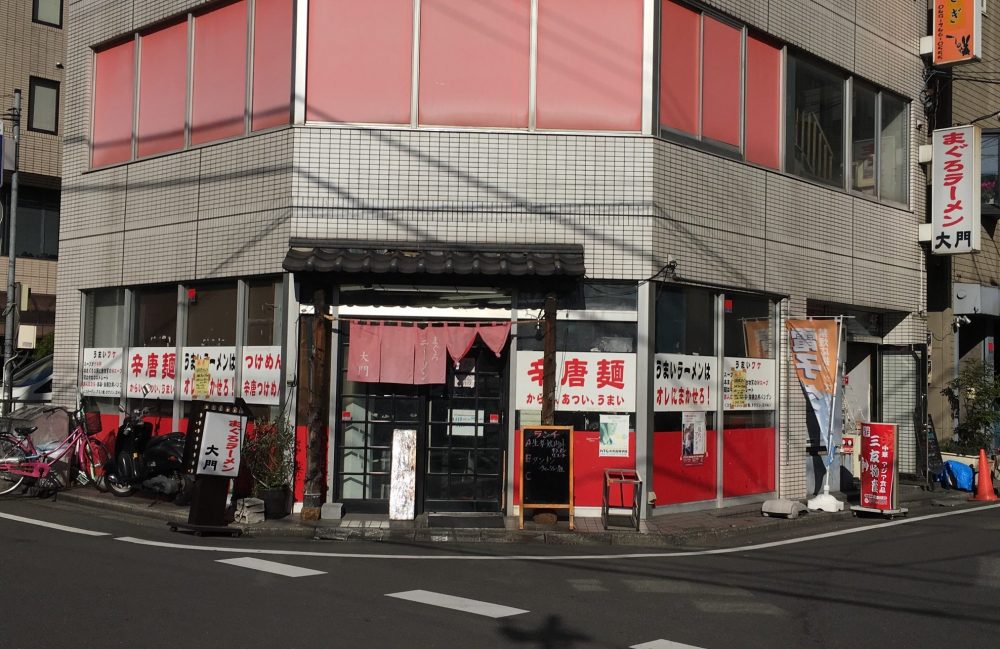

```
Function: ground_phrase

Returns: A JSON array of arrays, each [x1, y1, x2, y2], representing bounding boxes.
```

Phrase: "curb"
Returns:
[[44, 485, 974, 546]]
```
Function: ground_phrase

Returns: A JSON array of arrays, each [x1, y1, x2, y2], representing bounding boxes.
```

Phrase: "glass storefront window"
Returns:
[[186, 281, 236, 346], [518, 320, 637, 353], [133, 286, 177, 346], [723, 294, 774, 359], [786, 54, 845, 188], [246, 278, 282, 345], [518, 282, 637, 312], [654, 285, 714, 355], [83, 289, 125, 348]]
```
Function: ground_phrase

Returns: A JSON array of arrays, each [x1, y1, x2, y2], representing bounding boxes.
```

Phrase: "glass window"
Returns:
[[983, 133, 999, 210], [186, 282, 237, 346], [879, 93, 908, 205], [307, 0, 413, 124], [419, 0, 531, 128], [133, 286, 177, 346], [723, 295, 774, 358], [744, 34, 781, 169], [83, 289, 125, 348], [851, 82, 877, 196], [28, 77, 59, 135], [518, 321, 636, 353], [191, 1, 248, 144], [33, 0, 62, 27], [654, 285, 715, 355], [786, 54, 845, 188], [245, 278, 282, 345], [137, 21, 188, 157], [535, 0, 643, 131], [9, 186, 59, 259], [252, 0, 294, 131], [92, 41, 136, 167]]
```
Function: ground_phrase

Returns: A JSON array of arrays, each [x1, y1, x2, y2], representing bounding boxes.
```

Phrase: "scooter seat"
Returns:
[[14, 426, 36, 437]]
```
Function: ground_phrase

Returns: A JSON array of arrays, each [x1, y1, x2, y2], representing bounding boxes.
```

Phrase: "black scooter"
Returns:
[[105, 387, 191, 502]]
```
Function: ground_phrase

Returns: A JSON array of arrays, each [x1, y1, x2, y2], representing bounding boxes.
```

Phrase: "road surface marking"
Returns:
[[0, 511, 109, 536], [631, 641, 705, 649], [216, 557, 326, 577], [568, 578, 608, 592], [623, 579, 748, 596], [113, 503, 1000, 561], [386, 590, 527, 618], [693, 599, 787, 616]]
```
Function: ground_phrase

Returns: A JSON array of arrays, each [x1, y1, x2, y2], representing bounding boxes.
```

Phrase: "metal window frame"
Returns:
[[26, 76, 60, 135], [32, 0, 63, 28]]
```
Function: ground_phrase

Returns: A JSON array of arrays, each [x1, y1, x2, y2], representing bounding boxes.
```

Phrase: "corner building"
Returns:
[[59, 0, 928, 518]]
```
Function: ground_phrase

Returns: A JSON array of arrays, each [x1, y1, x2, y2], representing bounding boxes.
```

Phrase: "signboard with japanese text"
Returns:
[[787, 319, 841, 434], [125, 346, 177, 399], [519, 425, 575, 530], [742, 318, 772, 358], [653, 354, 716, 412], [516, 351, 635, 412], [723, 358, 776, 411], [932, 125, 981, 255], [195, 409, 246, 477], [181, 347, 237, 402], [933, 0, 982, 66], [81, 348, 124, 397], [860, 422, 897, 511], [241, 345, 282, 405]]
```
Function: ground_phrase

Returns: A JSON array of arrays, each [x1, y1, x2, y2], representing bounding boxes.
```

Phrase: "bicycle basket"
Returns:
[[84, 411, 103, 435]]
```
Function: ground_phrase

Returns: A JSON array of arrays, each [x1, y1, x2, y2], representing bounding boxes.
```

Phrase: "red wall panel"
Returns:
[[535, 0, 643, 131], [192, 1, 248, 145], [652, 430, 717, 504], [513, 429, 636, 508], [722, 427, 775, 497], [92, 41, 135, 167], [701, 17, 741, 146], [659, 0, 700, 135], [137, 21, 188, 157], [419, 0, 530, 128], [307, 0, 413, 124], [745, 35, 781, 169], [252, 0, 293, 130]]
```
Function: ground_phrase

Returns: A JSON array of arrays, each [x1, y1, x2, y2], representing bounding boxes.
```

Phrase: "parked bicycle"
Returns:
[[0, 406, 111, 495]]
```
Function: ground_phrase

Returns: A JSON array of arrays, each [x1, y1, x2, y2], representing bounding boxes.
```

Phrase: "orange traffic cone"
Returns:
[[970, 449, 999, 502]]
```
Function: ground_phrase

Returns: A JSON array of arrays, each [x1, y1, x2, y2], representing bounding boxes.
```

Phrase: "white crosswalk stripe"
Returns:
[[216, 557, 326, 577], [386, 590, 528, 618], [630, 640, 706, 649]]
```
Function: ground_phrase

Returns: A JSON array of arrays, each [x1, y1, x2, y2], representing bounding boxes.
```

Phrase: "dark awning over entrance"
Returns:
[[282, 239, 586, 278]]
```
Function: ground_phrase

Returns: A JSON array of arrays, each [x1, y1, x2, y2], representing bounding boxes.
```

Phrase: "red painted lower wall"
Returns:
[[652, 427, 776, 505], [722, 427, 775, 497]]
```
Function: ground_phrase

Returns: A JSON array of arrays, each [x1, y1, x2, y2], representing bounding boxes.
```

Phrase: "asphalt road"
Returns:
[[1, 496, 998, 649]]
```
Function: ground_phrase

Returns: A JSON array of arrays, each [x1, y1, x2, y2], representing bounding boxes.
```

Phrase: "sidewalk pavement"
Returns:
[[48, 481, 977, 546]]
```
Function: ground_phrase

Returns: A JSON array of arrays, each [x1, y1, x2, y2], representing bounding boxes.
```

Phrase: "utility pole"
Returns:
[[2, 90, 20, 415]]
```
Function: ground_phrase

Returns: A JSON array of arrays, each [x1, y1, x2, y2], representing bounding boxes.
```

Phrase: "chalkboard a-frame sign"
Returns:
[[519, 425, 574, 530]]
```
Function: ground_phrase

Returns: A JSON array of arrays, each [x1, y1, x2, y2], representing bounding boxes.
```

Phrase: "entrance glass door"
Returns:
[[424, 343, 506, 512]]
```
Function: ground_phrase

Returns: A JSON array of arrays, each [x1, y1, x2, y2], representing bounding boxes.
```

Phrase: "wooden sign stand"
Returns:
[[519, 425, 574, 530]]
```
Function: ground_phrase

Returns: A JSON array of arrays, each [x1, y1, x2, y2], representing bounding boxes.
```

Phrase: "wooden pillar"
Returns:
[[541, 293, 557, 426], [301, 284, 330, 519]]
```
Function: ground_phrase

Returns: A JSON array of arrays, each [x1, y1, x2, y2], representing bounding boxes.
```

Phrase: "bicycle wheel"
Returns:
[[0, 435, 28, 496], [82, 438, 111, 492]]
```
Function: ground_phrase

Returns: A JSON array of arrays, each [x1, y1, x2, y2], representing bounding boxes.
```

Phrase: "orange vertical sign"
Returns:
[[933, 0, 982, 66], [787, 319, 840, 398]]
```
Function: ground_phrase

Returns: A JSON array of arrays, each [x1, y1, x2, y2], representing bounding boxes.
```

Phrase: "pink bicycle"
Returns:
[[0, 407, 111, 495]]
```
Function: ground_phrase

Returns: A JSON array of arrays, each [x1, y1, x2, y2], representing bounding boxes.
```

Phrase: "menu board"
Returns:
[[519, 425, 574, 530]]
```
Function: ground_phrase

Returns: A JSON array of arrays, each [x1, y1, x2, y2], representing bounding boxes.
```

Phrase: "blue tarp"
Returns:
[[942, 460, 976, 491]]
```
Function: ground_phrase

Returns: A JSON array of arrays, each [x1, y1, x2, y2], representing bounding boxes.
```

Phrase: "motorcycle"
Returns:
[[105, 387, 192, 502]]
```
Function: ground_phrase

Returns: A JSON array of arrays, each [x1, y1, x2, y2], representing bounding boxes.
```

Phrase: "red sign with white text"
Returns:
[[860, 422, 897, 510]]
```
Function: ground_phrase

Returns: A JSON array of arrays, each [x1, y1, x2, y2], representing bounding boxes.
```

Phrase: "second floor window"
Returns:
[[33, 0, 62, 27], [28, 77, 59, 135]]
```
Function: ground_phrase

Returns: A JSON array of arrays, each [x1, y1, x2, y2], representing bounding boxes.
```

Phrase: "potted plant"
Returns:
[[243, 415, 294, 519], [942, 360, 1000, 457]]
